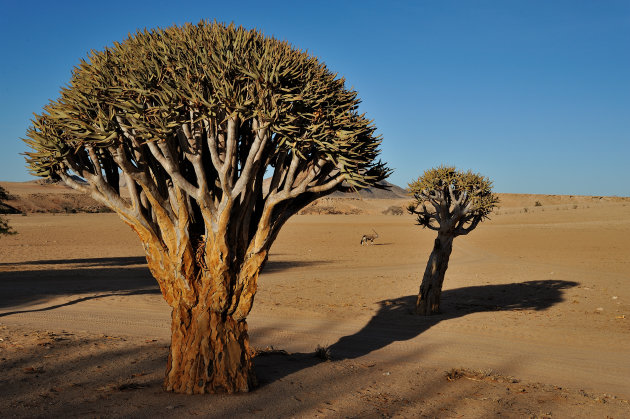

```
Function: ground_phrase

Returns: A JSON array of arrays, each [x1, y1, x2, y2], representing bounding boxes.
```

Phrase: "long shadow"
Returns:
[[263, 259, 332, 273], [0, 256, 580, 392], [0, 256, 155, 309], [0, 256, 147, 267], [0, 265, 159, 310], [0, 289, 160, 318], [255, 280, 578, 386], [329, 280, 579, 360], [0, 328, 486, 418], [0, 257, 330, 311], [0, 256, 326, 270]]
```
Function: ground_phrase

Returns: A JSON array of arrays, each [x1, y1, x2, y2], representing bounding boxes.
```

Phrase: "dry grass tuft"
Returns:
[[252, 346, 289, 357], [382, 205, 404, 215], [445, 367, 519, 383], [314, 345, 332, 361]]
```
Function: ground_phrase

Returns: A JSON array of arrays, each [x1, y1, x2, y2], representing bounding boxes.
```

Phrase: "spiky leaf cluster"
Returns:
[[0, 186, 9, 202], [408, 166, 499, 236], [24, 21, 387, 188], [0, 186, 16, 237], [23, 21, 389, 261]]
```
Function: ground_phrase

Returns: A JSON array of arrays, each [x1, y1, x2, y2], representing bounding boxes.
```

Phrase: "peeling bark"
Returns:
[[164, 307, 256, 394], [144, 237, 267, 393]]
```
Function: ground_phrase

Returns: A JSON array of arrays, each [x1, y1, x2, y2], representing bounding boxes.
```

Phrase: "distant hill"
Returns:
[[330, 180, 408, 199], [4, 179, 627, 215], [260, 178, 407, 199], [0, 181, 111, 214]]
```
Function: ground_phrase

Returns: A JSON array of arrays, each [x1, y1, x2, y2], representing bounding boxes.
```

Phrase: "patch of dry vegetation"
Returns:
[[299, 198, 364, 215], [382, 205, 404, 215], [445, 367, 519, 383]]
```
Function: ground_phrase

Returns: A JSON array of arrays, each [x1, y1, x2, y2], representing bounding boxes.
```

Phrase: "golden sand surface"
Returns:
[[1, 184, 629, 417]]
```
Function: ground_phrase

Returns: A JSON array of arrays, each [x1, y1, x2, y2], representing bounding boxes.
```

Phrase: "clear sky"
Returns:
[[1, 0, 628, 196]]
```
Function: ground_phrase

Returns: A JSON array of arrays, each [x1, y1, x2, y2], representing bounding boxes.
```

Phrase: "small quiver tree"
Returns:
[[24, 22, 388, 394], [407, 166, 498, 315], [0, 186, 16, 236]]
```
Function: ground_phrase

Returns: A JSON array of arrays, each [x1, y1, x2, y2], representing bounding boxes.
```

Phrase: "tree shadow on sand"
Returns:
[[255, 280, 578, 385], [0, 257, 579, 392], [0, 256, 148, 267], [0, 257, 158, 312], [329, 279, 579, 360], [0, 257, 331, 313]]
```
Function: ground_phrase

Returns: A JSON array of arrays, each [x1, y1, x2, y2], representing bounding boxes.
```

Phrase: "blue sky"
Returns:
[[1, 0, 628, 195]]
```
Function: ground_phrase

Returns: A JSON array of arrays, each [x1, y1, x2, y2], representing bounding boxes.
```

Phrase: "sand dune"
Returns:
[[1, 187, 629, 417]]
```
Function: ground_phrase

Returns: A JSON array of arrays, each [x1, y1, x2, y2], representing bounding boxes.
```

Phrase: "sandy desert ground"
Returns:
[[1, 182, 629, 418]]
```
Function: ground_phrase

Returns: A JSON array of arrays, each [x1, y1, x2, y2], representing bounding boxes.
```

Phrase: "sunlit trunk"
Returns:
[[416, 233, 454, 315], [144, 238, 267, 394]]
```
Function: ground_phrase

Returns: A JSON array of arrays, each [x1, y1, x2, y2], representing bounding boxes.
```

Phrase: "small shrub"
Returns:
[[534, 201, 542, 207], [523, 207, 528, 213], [572, 204, 578, 209], [62, 205, 77, 214], [0, 216, 16, 236], [314, 345, 331, 361], [445, 367, 518, 383], [382, 205, 404, 216], [252, 346, 288, 357], [300, 205, 362, 215], [445, 368, 466, 381]]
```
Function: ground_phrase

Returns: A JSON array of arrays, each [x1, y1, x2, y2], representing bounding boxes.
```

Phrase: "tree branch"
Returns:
[[283, 152, 301, 194], [109, 143, 174, 221], [146, 140, 199, 198], [204, 118, 224, 173], [455, 216, 481, 236], [266, 148, 288, 199], [231, 118, 269, 199], [304, 172, 345, 195], [222, 116, 239, 190]]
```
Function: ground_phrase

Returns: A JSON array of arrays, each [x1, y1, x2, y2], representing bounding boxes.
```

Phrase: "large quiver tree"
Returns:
[[24, 22, 388, 394], [408, 166, 498, 315]]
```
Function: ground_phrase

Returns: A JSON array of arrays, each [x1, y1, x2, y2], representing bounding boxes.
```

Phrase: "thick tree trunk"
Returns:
[[164, 305, 256, 394], [416, 233, 454, 315]]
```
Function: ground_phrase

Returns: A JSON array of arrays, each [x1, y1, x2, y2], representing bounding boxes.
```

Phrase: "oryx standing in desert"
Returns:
[[360, 229, 379, 245]]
